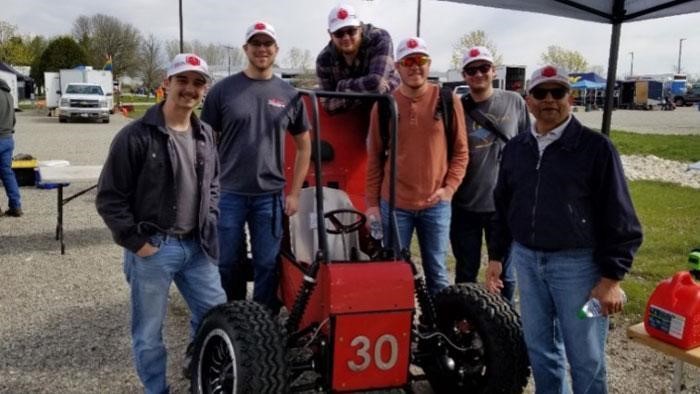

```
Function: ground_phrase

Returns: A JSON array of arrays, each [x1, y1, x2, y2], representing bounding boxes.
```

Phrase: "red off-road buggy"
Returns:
[[190, 91, 530, 393]]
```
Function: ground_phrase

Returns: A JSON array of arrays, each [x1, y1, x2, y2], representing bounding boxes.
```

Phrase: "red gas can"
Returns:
[[644, 271, 700, 349]]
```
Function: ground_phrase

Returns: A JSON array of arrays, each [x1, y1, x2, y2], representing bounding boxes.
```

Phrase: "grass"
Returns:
[[609, 129, 700, 162], [119, 94, 157, 103]]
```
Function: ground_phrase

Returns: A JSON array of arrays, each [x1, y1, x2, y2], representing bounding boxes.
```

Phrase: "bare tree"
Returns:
[[138, 34, 166, 92], [451, 30, 503, 69], [540, 45, 589, 72], [285, 47, 312, 71], [72, 14, 141, 77]]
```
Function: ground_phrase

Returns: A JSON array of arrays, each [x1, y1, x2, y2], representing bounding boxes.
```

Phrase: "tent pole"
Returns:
[[602, 0, 624, 136]]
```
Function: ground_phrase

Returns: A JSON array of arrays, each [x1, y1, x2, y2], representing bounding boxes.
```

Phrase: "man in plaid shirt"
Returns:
[[316, 3, 399, 113]]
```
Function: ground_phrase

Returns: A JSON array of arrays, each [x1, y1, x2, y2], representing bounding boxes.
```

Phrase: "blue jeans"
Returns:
[[123, 235, 226, 394], [510, 242, 608, 394], [218, 192, 283, 309], [380, 199, 451, 295], [450, 207, 516, 302], [0, 137, 21, 209]]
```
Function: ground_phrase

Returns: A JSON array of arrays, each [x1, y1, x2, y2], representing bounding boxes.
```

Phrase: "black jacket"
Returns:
[[96, 103, 220, 260], [491, 117, 642, 280]]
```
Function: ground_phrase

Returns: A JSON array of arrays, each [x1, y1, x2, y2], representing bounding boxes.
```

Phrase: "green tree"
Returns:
[[540, 45, 589, 72], [30, 36, 88, 88], [72, 14, 141, 77], [450, 30, 503, 69]]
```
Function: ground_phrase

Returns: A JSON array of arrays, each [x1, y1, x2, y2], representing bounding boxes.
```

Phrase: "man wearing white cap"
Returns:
[[487, 65, 642, 393], [449, 46, 529, 303], [316, 3, 400, 113], [201, 21, 311, 310], [366, 37, 468, 295], [97, 53, 226, 393]]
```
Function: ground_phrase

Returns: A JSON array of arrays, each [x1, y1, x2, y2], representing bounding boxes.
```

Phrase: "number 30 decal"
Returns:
[[347, 334, 399, 372]]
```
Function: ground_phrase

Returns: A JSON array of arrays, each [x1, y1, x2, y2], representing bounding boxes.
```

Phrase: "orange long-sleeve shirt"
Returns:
[[366, 84, 468, 211]]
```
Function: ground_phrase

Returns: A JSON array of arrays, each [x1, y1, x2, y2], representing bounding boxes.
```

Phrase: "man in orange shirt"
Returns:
[[365, 37, 468, 295]]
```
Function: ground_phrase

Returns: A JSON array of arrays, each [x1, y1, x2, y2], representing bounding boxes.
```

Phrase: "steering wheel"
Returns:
[[323, 209, 367, 234]]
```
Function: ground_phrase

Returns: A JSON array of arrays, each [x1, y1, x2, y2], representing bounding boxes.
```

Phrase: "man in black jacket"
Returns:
[[96, 54, 226, 394], [486, 65, 642, 393]]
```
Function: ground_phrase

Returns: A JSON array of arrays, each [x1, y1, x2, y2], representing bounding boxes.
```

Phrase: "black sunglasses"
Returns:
[[463, 64, 492, 76], [530, 87, 569, 100], [332, 27, 359, 39]]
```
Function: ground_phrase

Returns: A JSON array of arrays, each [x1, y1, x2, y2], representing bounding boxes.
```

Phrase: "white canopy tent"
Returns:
[[439, 0, 700, 134]]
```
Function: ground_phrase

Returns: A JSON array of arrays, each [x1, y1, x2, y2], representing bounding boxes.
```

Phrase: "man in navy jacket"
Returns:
[[486, 65, 642, 394]]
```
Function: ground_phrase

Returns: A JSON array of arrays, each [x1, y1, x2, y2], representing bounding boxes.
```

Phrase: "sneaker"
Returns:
[[4, 208, 22, 217], [182, 342, 194, 380]]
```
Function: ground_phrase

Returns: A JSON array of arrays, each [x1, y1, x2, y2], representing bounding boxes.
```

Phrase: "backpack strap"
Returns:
[[437, 86, 454, 161], [462, 94, 510, 143]]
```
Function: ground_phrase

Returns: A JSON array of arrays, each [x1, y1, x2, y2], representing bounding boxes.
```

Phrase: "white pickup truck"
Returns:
[[58, 83, 110, 123]]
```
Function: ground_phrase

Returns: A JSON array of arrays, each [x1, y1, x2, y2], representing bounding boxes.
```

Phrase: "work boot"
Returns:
[[4, 207, 22, 217], [182, 342, 194, 380]]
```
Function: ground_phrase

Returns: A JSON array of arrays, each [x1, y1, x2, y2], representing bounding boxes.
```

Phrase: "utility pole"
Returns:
[[416, 0, 422, 37], [179, 0, 184, 53], [677, 38, 686, 74], [223, 45, 235, 76], [629, 51, 634, 77]]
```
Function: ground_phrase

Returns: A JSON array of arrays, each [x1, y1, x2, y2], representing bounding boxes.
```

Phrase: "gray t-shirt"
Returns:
[[167, 126, 199, 234], [453, 89, 530, 212], [201, 72, 309, 195]]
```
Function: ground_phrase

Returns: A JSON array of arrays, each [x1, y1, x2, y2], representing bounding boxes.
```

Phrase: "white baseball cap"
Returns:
[[245, 21, 277, 42], [396, 37, 429, 60], [166, 53, 211, 81], [461, 46, 494, 68], [328, 4, 361, 33], [528, 65, 571, 92]]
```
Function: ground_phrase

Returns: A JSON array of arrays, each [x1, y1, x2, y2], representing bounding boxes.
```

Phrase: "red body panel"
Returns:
[[331, 312, 412, 391], [280, 257, 415, 333], [284, 98, 370, 211]]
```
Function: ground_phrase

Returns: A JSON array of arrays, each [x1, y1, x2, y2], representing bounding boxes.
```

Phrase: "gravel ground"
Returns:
[[1, 109, 698, 394]]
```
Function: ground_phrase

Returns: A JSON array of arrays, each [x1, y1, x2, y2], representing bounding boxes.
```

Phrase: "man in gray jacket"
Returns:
[[96, 54, 226, 393], [0, 77, 21, 217]]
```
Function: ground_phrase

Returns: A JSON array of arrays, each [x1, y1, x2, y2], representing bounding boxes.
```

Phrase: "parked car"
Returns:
[[58, 83, 110, 123], [453, 85, 470, 98], [675, 84, 700, 107]]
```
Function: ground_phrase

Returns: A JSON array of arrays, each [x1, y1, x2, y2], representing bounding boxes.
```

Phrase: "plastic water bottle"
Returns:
[[577, 290, 627, 319], [369, 215, 383, 241]]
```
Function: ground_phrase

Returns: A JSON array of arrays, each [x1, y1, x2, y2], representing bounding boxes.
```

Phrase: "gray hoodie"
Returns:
[[0, 78, 15, 138]]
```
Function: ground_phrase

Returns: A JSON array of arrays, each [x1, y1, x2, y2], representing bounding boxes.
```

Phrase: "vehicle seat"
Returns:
[[290, 187, 367, 263]]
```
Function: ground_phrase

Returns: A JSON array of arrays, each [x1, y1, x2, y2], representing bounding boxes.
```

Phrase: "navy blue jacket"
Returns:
[[96, 103, 220, 261], [491, 117, 642, 280]]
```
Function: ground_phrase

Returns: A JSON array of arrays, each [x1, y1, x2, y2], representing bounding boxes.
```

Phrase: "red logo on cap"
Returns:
[[542, 66, 557, 77], [186, 56, 200, 66], [407, 39, 418, 49], [337, 8, 348, 20], [255, 22, 266, 30], [469, 48, 480, 57]]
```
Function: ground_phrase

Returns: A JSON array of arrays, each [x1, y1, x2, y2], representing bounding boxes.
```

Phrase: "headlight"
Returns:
[[99, 100, 107, 108], [60, 98, 69, 107]]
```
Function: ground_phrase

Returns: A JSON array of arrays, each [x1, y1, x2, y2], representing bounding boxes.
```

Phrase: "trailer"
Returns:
[[44, 72, 61, 114], [493, 65, 526, 95], [0, 70, 19, 110], [619, 80, 663, 110]]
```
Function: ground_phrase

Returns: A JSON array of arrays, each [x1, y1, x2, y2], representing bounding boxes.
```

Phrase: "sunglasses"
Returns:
[[399, 55, 430, 68], [247, 40, 275, 48], [463, 64, 492, 76], [530, 87, 569, 100], [332, 27, 359, 39]]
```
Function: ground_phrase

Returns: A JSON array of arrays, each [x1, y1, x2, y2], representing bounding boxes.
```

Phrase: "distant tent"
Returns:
[[569, 72, 606, 84], [571, 79, 606, 90], [0, 62, 34, 99]]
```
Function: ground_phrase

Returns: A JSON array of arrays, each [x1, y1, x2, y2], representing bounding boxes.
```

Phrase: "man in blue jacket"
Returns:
[[96, 54, 226, 393], [486, 65, 642, 394]]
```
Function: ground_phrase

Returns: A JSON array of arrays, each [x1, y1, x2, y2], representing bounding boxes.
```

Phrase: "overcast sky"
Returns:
[[5, 0, 700, 78]]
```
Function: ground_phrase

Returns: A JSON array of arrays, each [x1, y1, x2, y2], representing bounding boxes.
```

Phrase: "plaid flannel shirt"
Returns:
[[316, 23, 400, 114]]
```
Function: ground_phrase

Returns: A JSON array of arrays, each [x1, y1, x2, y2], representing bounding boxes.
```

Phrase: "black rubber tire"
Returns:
[[190, 301, 288, 394], [421, 284, 530, 393], [103, 118, 110, 124], [59, 117, 67, 123], [675, 97, 685, 107]]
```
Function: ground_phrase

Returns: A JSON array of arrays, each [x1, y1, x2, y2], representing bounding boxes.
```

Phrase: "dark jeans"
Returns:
[[449, 205, 515, 302]]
